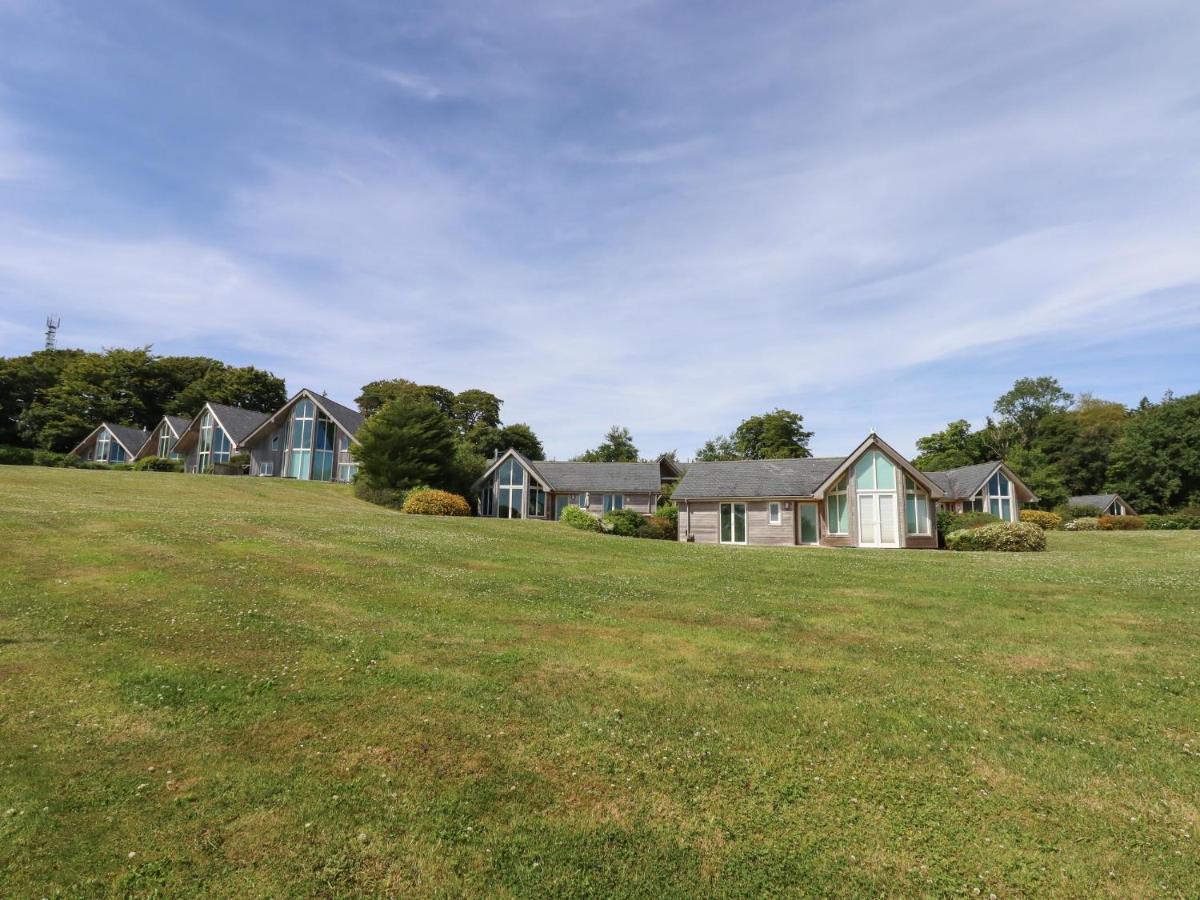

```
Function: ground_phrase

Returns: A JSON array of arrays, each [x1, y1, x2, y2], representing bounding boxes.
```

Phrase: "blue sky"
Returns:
[[1, 1, 1198, 459]]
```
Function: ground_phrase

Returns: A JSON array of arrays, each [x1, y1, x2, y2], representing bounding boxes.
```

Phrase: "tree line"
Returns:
[[911, 377, 1199, 513], [0, 348, 287, 451]]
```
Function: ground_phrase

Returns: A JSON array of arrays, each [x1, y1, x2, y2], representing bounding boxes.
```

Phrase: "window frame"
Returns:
[[719, 502, 748, 545], [904, 476, 931, 536], [768, 501, 782, 525], [826, 475, 849, 535]]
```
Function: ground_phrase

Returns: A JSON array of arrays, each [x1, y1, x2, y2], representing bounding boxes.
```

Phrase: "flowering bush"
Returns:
[[401, 488, 471, 516], [1098, 515, 1145, 531], [946, 522, 1046, 552], [560, 504, 601, 532], [1065, 517, 1099, 531], [1020, 509, 1062, 531]]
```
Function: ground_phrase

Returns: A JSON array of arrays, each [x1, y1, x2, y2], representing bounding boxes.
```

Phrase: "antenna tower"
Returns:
[[44, 315, 61, 351]]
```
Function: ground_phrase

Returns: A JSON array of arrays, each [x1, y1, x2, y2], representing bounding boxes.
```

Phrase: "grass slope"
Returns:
[[1, 467, 1197, 897]]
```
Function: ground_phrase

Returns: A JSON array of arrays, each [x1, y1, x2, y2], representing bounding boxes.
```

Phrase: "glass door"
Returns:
[[720, 503, 747, 544], [799, 504, 819, 544], [858, 493, 899, 547]]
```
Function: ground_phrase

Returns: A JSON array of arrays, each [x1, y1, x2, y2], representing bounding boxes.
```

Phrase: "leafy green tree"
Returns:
[[353, 396, 460, 491], [695, 410, 812, 461], [168, 364, 285, 416], [732, 409, 812, 459], [0, 349, 86, 446], [471, 423, 545, 461], [1107, 391, 1200, 512], [356, 379, 455, 418], [992, 376, 1074, 449], [1033, 396, 1127, 495], [1005, 445, 1069, 510], [576, 426, 638, 462], [19, 348, 157, 451], [695, 434, 739, 461], [452, 389, 502, 434], [912, 419, 990, 471]]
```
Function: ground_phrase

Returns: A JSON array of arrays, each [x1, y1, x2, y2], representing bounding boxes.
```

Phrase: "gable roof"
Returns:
[[70, 422, 150, 457], [471, 447, 664, 494], [923, 461, 1001, 500], [242, 389, 365, 447], [811, 433, 945, 499], [1069, 493, 1131, 512], [135, 415, 191, 458], [925, 460, 1039, 502], [672, 457, 844, 500], [176, 401, 271, 451], [530, 460, 664, 492]]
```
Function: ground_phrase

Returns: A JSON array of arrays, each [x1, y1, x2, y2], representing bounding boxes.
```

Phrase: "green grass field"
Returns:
[[1, 467, 1197, 897]]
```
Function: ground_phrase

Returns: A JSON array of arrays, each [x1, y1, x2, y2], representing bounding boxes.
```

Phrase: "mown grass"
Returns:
[[0, 466, 1197, 897]]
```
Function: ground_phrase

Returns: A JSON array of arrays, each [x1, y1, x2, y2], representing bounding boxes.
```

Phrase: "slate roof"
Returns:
[[105, 423, 151, 455], [164, 415, 191, 437], [309, 392, 364, 438], [206, 402, 271, 444], [1069, 494, 1121, 511], [923, 461, 1000, 500], [242, 389, 365, 447], [527, 460, 665, 493], [671, 457, 845, 500]]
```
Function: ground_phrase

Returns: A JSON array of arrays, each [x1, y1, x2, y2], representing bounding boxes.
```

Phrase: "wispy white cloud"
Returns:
[[0, 0, 1198, 457]]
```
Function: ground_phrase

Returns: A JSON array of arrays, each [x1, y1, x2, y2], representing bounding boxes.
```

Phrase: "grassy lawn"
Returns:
[[1, 467, 1197, 897]]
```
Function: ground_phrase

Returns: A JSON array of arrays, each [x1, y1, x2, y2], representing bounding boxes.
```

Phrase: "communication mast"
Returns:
[[44, 315, 61, 351]]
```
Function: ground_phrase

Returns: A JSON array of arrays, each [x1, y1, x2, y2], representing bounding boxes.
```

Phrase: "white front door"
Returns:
[[858, 493, 899, 548]]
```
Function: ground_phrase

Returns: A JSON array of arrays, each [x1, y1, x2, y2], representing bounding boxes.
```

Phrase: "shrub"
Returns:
[[402, 488, 471, 516], [1020, 509, 1062, 531], [110, 462, 134, 471], [1143, 514, 1200, 530], [0, 445, 35, 465], [656, 503, 679, 530], [602, 508, 644, 537], [637, 515, 676, 540], [133, 455, 183, 472], [32, 449, 66, 467], [560, 504, 601, 532], [1065, 517, 1099, 531], [1097, 514, 1145, 531], [946, 522, 1046, 552], [353, 479, 412, 510], [937, 509, 1000, 540], [1059, 503, 1104, 521]]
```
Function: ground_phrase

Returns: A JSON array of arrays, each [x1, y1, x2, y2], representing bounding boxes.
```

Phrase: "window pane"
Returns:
[[734, 504, 746, 543], [1001, 498, 1012, 522], [720, 504, 732, 542], [874, 453, 896, 490], [997, 472, 1009, 494], [906, 494, 918, 533], [769, 502, 780, 524], [615, 495, 623, 510], [854, 454, 875, 491], [917, 495, 929, 534], [990, 498, 1001, 517]]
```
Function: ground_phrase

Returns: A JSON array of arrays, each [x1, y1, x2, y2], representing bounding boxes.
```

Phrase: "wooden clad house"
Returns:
[[70, 423, 150, 465], [173, 402, 271, 474], [240, 389, 363, 482], [1068, 493, 1136, 517], [133, 415, 191, 461], [472, 448, 682, 520], [673, 433, 1037, 549]]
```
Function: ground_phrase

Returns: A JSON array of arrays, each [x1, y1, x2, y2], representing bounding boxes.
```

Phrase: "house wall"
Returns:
[[678, 444, 939, 550], [247, 425, 285, 477], [547, 492, 655, 518]]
